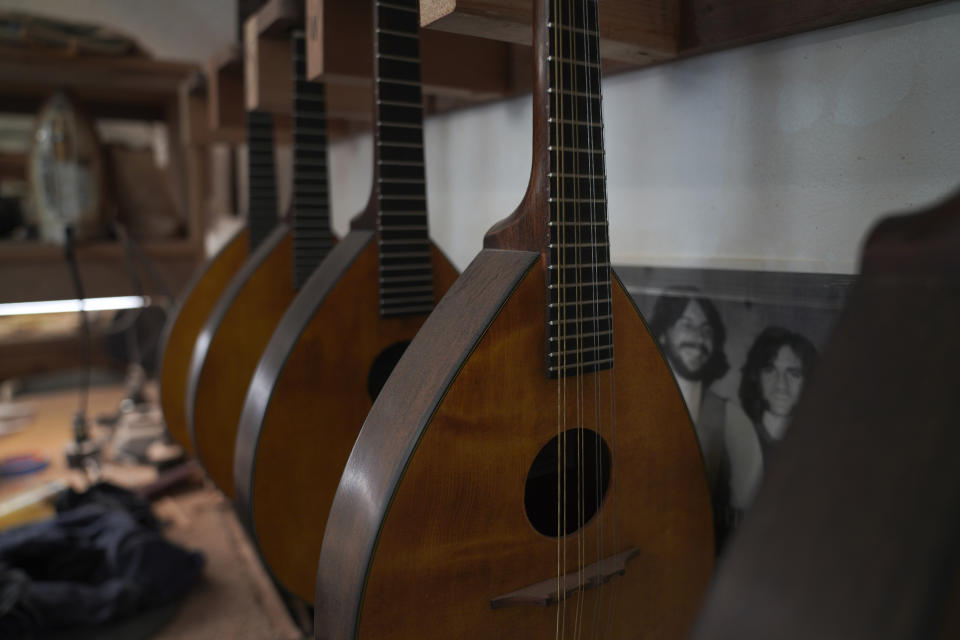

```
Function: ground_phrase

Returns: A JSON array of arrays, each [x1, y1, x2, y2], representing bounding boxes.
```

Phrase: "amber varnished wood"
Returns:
[[187, 225, 295, 499], [159, 228, 249, 454], [234, 233, 457, 602], [315, 250, 714, 639]]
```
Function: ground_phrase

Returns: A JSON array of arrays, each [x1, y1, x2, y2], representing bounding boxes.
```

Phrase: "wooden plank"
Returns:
[[206, 46, 246, 137], [178, 76, 244, 145], [679, 0, 940, 53], [419, 0, 680, 64], [307, 0, 533, 100], [244, 17, 294, 113]]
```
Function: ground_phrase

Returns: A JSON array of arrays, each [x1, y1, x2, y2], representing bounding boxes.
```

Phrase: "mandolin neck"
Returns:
[[545, 0, 613, 377], [246, 110, 278, 252], [372, 0, 434, 317], [291, 32, 333, 290]]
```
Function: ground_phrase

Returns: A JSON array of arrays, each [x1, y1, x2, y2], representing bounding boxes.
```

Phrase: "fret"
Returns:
[[377, 77, 422, 88], [381, 303, 434, 316], [379, 2, 416, 12], [548, 220, 606, 226], [547, 56, 601, 70], [379, 177, 425, 184], [378, 53, 420, 64], [379, 264, 433, 273], [548, 145, 602, 154], [379, 238, 430, 246], [379, 284, 434, 294], [549, 329, 612, 342], [377, 27, 418, 39], [380, 274, 433, 283], [548, 261, 609, 271], [548, 280, 608, 290], [381, 294, 434, 305], [549, 313, 612, 326], [379, 251, 431, 259], [548, 298, 612, 309], [547, 22, 599, 37], [380, 141, 423, 149], [548, 117, 601, 128], [378, 99, 422, 108], [548, 197, 606, 204], [547, 358, 614, 375], [548, 171, 605, 180], [378, 120, 422, 130], [550, 343, 614, 358]]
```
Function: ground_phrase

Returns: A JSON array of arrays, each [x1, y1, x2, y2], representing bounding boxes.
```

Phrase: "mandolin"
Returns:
[[187, 32, 334, 499], [313, 0, 714, 637], [158, 0, 265, 456], [233, 1, 457, 603]]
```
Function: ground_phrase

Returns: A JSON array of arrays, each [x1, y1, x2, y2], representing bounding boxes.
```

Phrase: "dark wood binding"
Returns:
[[231, 0, 457, 603], [234, 235, 458, 602], [315, 252, 714, 638], [692, 190, 960, 640], [315, 248, 539, 639], [159, 228, 249, 454], [247, 110, 279, 251], [291, 32, 334, 289], [186, 223, 294, 498]]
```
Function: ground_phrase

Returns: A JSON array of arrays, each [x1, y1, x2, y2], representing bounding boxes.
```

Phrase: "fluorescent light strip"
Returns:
[[0, 296, 150, 317]]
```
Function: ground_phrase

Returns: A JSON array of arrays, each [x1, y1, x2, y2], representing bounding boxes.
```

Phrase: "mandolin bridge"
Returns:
[[489, 547, 640, 609]]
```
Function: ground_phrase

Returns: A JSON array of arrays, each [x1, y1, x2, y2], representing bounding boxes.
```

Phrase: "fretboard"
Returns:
[[545, 0, 612, 378], [291, 32, 333, 290], [247, 110, 278, 252], [374, 0, 433, 317]]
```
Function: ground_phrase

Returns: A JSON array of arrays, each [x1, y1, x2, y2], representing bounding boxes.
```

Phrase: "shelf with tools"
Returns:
[[0, 42, 208, 304]]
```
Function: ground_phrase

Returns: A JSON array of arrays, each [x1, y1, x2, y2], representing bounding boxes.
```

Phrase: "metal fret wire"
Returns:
[[374, 0, 433, 316]]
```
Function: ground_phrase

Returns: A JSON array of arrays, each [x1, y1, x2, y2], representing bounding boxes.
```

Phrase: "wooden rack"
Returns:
[[0, 45, 205, 303]]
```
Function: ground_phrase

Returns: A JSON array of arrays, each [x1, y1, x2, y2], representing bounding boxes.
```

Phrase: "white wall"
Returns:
[[329, 1, 960, 274]]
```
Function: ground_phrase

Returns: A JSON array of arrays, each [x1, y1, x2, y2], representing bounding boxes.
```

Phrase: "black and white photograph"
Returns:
[[623, 266, 855, 543]]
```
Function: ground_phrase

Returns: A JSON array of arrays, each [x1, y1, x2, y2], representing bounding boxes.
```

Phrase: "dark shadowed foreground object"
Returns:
[[692, 189, 960, 640]]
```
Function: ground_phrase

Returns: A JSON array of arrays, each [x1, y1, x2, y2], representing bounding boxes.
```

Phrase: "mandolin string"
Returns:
[[576, 0, 604, 636], [552, 0, 567, 635]]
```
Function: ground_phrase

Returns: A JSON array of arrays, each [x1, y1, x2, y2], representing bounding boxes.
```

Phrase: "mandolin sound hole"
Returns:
[[367, 340, 411, 401], [524, 428, 612, 538]]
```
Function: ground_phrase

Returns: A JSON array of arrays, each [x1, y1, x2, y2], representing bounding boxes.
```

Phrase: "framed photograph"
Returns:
[[617, 265, 855, 544]]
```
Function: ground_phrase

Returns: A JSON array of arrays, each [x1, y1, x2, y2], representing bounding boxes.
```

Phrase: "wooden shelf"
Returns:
[[420, 0, 678, 64], [306, 0, 533, 113], [0, 45, 197, 121], [417, 0, 940, 72], [0, 240, 199, 303]]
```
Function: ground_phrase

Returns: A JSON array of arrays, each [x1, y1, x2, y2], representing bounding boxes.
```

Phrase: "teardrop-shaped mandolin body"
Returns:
[[160, 227, 249, 454], [316, 249, 714, 639], [234, 231, 458, 602]]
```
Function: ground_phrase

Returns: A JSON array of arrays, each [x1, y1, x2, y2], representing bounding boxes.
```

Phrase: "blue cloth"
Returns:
[[0, 483, 203, 637]]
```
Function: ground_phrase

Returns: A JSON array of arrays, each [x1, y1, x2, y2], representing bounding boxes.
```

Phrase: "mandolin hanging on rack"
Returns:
[[186, 30, 335, 499], [313, 0, 714, 637], [233, 3, 458, 603]]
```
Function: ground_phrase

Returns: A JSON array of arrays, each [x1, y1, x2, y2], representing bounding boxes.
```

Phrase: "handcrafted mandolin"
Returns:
[[314, 0, 714, 638], [233, 4, 457, 603], [188, 33, 334, 499], [157, 0, 265, 456]]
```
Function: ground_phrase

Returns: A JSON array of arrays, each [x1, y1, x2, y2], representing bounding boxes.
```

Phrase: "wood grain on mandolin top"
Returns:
[[159, 228, 250, 455]]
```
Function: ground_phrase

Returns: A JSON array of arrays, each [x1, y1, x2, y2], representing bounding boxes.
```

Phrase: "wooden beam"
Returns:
[[419, 0, 680, 64], [307, 0, 533, 101], [244, 16, 294, 113], [678, 0, 940, 54], [207, 45, 246, 139]]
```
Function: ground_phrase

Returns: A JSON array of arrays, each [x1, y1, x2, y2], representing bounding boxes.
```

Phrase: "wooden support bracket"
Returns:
[[419, 0, 680, 64], [306, 0, 533, 105]]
